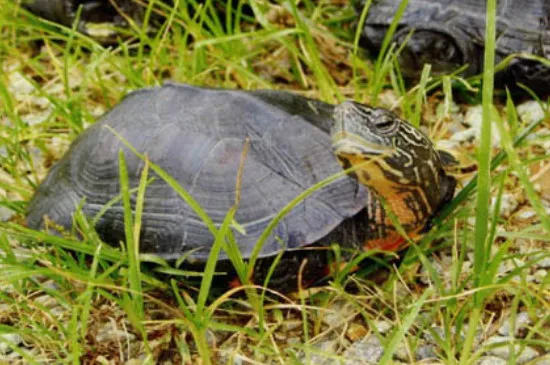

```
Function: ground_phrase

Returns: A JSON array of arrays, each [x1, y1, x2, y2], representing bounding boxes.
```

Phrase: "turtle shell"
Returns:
[[22, 0, 148, 41], [359, 0, 550, 88], [27, 84, 368, 261]]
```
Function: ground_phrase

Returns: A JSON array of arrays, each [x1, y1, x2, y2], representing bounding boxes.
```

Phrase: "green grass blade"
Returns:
[[119, 151, 141, 315], [495, 101, 550, 234], [378, 288, 433, 363], [460, 0, 497, 361]]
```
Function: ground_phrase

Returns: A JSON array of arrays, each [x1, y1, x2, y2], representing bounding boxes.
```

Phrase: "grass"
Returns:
[[1, 0, 549, 364]]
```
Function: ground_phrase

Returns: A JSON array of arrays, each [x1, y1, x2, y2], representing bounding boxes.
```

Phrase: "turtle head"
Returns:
[[331, 101, 456, 227], [392, 27, 480, 78]]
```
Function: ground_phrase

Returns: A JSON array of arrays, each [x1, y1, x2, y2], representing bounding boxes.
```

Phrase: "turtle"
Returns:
[[357, 0, 550, 93], [21, 0, 153, 42], [26, 83, 457, 290], [20, 0, 235, 43]]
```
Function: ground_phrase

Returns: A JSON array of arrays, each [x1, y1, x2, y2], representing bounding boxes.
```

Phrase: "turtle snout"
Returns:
[[331, 101, 372, 143]]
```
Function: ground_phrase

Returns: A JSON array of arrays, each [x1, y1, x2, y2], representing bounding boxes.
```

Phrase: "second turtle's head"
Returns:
[[331, 101, 456, 218], [364, 24, 480, 78]]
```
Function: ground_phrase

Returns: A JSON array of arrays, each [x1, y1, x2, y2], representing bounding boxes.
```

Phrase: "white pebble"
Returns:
[[533, 270, 548, 283], [373, 320, 392, 334], [476, 356, 508, 365], [96, 323, 136, 343], [491, 193, 519, 218], [528, 355, 550, 365], [483, 336, 539, 364], [0, 333, 23, 355], [498, 312, 532, 337], [322, 300, 355, 328], [517, 101, 545, 124], [343, 335, 383, 365], [452, 105, 502, 147]]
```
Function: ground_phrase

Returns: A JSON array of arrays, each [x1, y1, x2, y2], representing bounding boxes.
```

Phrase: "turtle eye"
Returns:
[[373, 114, 397, 133], [434, 38, 457, 61]]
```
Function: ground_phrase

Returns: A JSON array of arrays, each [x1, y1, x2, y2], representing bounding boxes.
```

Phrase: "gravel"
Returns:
[[322, 300, 356, 328], [0, 206, 15, 222], [415, 344, 437, 361], [372, 320, 392, 334], [498, 312, 532, 337], [482, 335, 539, 364], [517, 101, 545, 124], [342, 335, 383, 365], [491, 192, 520, 218], [533, 269, 548, 283], [476, 356, 508, 365], [0, 333, 23, 355], [530, 355, 550, 365], [96, 322, 137, 343], [303, 339, 339, 365], [450, 105, 502, 147]]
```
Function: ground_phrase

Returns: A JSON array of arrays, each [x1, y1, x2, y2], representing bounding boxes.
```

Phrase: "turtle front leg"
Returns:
[[361, 191, 425, 252]]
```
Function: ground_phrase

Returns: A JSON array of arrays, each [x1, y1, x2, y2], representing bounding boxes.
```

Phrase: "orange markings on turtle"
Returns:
[[365, 232, 409, 252], [229, 276, 243, 289], [323, 261, 359, 276]]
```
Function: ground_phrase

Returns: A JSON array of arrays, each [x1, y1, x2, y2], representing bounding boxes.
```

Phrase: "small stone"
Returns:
[[22, 109, 52, 126], [529, 355, 550, 365], [96, 323, 136, 343], [346, 323, 368, 342], [0, 206, 14, 222], [517, 101, 545, 124], [95, 355, 112, 365], [231, 354, 245, 365], [539, 257, 550, 269], [419, 260, 443, 285], [415, 344, 437, 361], [483, 336, 539, 364], [533, 269, 548, 283], [498, 312, 532, 337], [436, 139, 461, 151], [451, 127, 478, 144], [452, 105, 501, 147], [35, 294, 58, 307], [0, 333, 23, 355], [206, 330, 217, 348], [322, 300, 355, 328], [287, 337, 301, 345], [476, 356, 508, 365], [373, 320, 392, 334], [512, 207, 538, 224], [124, 359, 142, 365], [305, 339, 338, 365], [6, 350, 23, 360], [528, 127, 550, 151], [491, 193, 519, 218], [393, 342, 410, 362], [436, 100, 461, 119], [8, 71, 35, 96], [424, 326, 445, 343], [282, 320, 301, 332], [516, 347, 540, 364], [498, 258, 525, 276], [343, 335, 383, 365], [42, 280, 61, 291]]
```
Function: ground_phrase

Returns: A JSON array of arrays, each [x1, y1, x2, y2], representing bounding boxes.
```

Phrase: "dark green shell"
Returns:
[[27, 84, 368, 261], [359, 0, 550, 91]]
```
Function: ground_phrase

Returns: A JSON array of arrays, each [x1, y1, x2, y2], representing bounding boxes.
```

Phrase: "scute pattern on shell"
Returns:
[[362, 0, 550, 56], [27, 84, 368, 261], [359, 0, 550, 89]]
